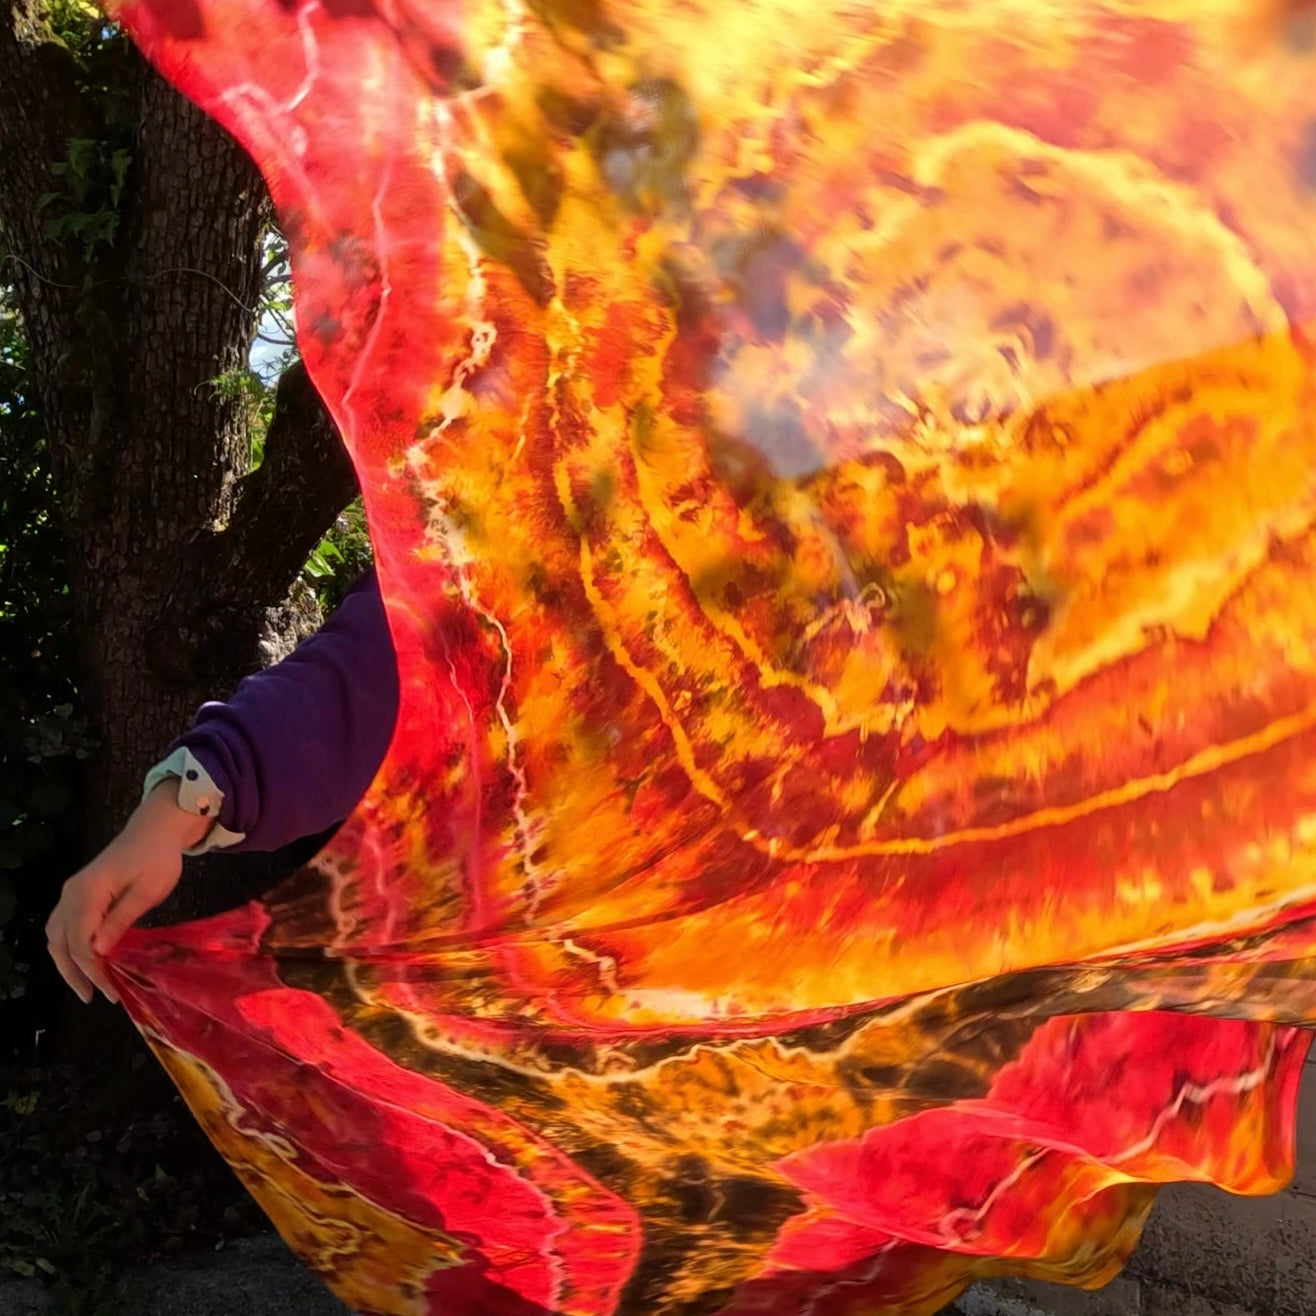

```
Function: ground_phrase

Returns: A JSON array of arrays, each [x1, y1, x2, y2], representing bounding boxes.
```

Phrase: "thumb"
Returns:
[[92, 877, 172, 958]]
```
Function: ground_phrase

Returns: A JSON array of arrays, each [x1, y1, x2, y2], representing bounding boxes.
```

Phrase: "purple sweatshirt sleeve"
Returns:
[[170, 568, 399, 852]]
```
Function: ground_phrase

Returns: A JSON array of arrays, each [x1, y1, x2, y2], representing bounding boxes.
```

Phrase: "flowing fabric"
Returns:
[[105, 1, 1316, 1312]]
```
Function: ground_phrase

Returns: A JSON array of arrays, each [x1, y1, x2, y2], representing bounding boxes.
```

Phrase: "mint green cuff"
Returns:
[[142, 747, 247, 856]]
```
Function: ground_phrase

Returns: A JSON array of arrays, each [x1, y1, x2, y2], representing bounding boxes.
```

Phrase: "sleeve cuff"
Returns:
[[142, 747, 247, 856]]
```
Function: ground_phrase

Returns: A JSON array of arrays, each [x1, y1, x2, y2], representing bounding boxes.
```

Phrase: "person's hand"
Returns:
[[46, 779, 213, 1005]]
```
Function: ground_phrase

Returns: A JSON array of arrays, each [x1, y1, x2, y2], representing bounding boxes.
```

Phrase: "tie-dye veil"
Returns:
[[107, 2, 1316, 1312]]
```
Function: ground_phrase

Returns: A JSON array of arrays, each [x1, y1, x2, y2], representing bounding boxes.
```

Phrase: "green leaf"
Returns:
[[109, 149, 132, 206]]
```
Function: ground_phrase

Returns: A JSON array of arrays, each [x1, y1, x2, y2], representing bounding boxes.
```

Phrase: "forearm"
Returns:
[[149, 568, 398, 853], [130, 778, 217, 854]]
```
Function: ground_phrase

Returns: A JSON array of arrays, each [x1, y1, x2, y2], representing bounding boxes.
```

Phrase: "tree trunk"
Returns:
[[0, 7, 359, 1068], [1, 9, 357, 845]]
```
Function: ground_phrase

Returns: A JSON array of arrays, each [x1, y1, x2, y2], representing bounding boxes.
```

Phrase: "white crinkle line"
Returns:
[[217, 0, 327, 166], [558, 937, 623, 997], [936, 1029, 1280, 1249], [399, 99, 549, 919]]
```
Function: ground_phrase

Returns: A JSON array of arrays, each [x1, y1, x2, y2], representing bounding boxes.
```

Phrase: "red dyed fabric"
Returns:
[[106, 1, 1316, 1311]]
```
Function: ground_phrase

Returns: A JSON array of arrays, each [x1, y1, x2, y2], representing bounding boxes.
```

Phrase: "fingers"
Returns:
[[48, 835, 182, 1007], [93, 883, 165, 960], [46, 864, 122, 1006], [45, 922, 95, 1005], [73, 937, 121, 1006]]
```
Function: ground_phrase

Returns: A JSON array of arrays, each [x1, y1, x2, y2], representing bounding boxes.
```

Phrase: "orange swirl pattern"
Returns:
[[108, 1, 1316, 1312]]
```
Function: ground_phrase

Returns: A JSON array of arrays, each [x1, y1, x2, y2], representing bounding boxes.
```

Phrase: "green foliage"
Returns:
[[38, 136, 133, 261], [0, 1058, 267, 1314], [255, 230, 297, 359], [211, 228, 372, 609], [0, 288, 84, 1003], [304, 499, 373, 610], [32, 4, 137, 267], [208, 363, 279, 458], [204, 232, 297, 468], [42, 0, 119, 62], [40, 0, 136, 119], [0, 1176, 118, 1315]]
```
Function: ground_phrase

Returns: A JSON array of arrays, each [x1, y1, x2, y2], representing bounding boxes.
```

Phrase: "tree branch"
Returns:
[[142, 361, 359, 688], [223, 359, 360, 600]]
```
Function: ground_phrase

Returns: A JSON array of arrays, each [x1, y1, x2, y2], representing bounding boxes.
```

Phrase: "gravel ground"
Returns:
[[1, 1051, 269, 1314], [0, 1233, 349, 1316], [0, 1237, 1266, 1316]]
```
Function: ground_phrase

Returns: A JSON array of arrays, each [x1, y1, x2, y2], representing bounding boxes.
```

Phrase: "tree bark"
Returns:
[[0, 9, 357, 851], [1, 8, 361, 1073]]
